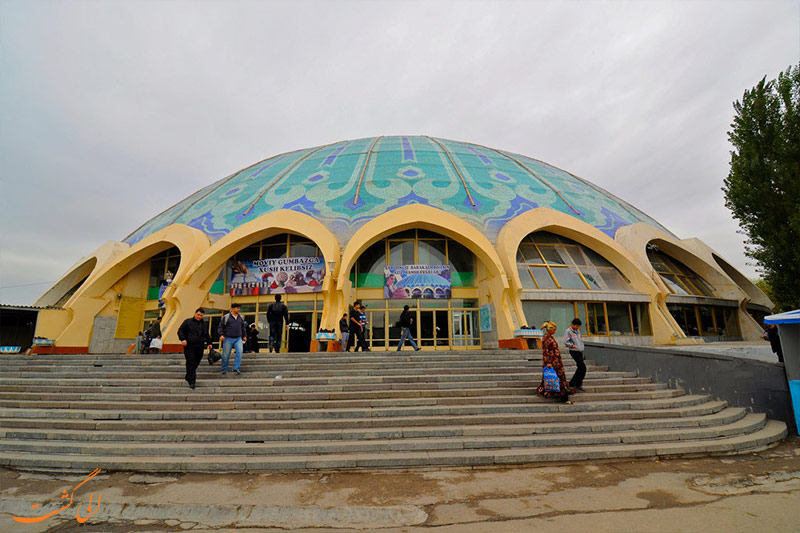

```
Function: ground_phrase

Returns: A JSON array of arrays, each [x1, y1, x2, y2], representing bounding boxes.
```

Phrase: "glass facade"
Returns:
[[517, 232, 651, 338], [522, 300, 651, 337], [667, 304, 740, 338], [350, 230, 477, 288], [349, 230, 480, 350], [147, 247, 181, 300], [516, 232, 631, 291], [647, 249, 714, 296]]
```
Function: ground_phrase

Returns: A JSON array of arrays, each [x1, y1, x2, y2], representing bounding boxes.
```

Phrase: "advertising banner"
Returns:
[[230, 257, 325, 296], [384, 264, 451, 299]]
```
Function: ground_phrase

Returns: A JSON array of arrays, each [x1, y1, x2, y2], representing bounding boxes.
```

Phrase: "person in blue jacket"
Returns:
[[217, 303, 247, 375]]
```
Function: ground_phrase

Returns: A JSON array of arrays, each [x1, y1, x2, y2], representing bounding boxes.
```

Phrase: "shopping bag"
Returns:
[[543, 365, 560, 393], [207, 347, 221, 365]]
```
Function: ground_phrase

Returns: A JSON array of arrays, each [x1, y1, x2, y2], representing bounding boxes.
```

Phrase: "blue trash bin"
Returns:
[[790, 380, 800, 436]]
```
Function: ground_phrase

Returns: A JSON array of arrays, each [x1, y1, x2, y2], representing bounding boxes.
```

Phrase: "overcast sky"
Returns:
[[0, 0, 797, 305]]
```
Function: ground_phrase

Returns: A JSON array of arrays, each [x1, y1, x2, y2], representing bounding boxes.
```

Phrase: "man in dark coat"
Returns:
[[177, 308, 213, 389], [765, 324, 784, 363], [248, 323, 260, 354], [266, 295, 289, 353]]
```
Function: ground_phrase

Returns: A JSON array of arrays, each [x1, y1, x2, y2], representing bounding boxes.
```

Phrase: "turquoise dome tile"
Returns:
[[123, 136, 672, 247]]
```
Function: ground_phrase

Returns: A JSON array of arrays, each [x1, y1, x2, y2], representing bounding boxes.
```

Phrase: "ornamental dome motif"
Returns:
[[124, 135, 670, 246]]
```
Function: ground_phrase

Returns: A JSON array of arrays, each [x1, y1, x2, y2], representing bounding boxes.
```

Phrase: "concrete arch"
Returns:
[[53, 225, 210, 349], [337, 205, 513, 340], [615, 223, 765, 341], [494, 208, 672, 340], [496, 207, 658, 295], [171, 210, 341, 334], [711, 253, 772, 309]]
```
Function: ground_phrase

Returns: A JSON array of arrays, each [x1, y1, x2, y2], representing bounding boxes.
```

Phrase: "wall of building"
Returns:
[[584, 342, 794, 429]]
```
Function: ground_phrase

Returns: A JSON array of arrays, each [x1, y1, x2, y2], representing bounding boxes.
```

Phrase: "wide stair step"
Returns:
[[0, 350, 786, 472]]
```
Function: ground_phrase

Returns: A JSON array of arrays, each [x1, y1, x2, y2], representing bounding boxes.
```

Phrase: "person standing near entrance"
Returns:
[[178, 308, 213, 389], [267, 294, 289, 353], [248, 323, 260, 354], [564, 318, 586, 392], [149, 317, 162, 342], [348, 301, 369, 352], [397, 304, 421, 352], [339, 313, 349, 352], [218, 303, 247, 375]]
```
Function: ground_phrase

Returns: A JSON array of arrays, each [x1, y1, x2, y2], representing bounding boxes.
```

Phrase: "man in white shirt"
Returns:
[[564, 318, 586, 392]]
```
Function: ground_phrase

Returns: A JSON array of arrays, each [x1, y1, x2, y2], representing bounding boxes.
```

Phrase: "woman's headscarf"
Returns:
[[541, 321, 557, 333]]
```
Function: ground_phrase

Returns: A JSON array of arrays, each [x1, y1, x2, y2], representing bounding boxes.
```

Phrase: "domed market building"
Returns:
[[33, 136, 773, 353]]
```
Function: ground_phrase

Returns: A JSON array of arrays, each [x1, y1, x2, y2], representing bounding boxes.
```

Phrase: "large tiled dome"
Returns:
[[125, 135, 670, 246]]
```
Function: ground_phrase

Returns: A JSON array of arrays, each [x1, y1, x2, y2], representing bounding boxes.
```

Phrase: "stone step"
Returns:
[[0, 420, 786, 472], [0, 413, 768, 457], [0, 407, 749, 443], [0, 383, 667, 402], [0, 394, 711, 421], [0, 400, 731, 433], [0, 370, 637, 386], [0, 389, 685, 410], [0, 378, 666, 394]]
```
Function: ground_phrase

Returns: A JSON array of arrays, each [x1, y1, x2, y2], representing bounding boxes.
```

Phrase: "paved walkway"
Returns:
[[2, 437, 798, 532]]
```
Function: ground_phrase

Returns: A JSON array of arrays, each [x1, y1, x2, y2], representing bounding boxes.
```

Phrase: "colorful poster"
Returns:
[[479, 303, 493, 333], [229, 257, 325, 296], [384, 264, 451, 299]]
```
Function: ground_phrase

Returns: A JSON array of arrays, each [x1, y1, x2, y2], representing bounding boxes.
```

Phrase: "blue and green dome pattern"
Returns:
[[124, 136, 670, 247]]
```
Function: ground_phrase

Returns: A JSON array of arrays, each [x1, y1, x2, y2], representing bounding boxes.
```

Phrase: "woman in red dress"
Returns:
[[536, 321, 574, 404]]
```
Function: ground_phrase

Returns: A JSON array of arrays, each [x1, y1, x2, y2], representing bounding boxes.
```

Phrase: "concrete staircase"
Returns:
[[0, 350, 787, 472]]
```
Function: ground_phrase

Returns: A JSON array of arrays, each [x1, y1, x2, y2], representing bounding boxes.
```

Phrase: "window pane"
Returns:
[[389, 240, 414, 265], [149, 258, 166, 288], [530, 232, 560, 243], [587, 302, 607, 335], [691, 277, 715, 296], [631, 304, 652, 336], [518, 244, 541, 263], [723, 308, 739, 336], [585, 248, 613, 268], [538, 245, 566, 265], [661, 274, 689, 295], [550, 266, 588, 289], [580, 265, 604, 290], [521, 301, 574, 332], [289, 243, 317, 258], [565, 245, 586, 265], [370, 310, 386, 347], [418, 239, 446, 265], [698, 306, 715, 335], [606, 302, 633, 336], [448, 240, 475, 276], [262, 244, 286, 259], [518, 265, 538, 289], [598, 268, 630, 291], [356, 241, 386, 287], [529, 266, 558, 289]]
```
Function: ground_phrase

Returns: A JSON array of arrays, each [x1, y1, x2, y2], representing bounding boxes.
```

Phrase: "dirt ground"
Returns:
[[2, 437, 799, 532]]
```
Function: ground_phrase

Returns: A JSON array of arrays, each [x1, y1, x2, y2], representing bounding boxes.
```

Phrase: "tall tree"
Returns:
[[723, 64, 800, 312]]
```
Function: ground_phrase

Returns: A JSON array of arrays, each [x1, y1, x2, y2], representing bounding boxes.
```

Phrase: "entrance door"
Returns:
[[435, 310, 449, 349], [452, 310, 465, 347], [287, 312, 312, 352], [419, 310, 435, 347]]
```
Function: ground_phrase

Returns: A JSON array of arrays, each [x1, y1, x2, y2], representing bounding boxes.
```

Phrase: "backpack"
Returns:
[[267, 302, 283, 322]]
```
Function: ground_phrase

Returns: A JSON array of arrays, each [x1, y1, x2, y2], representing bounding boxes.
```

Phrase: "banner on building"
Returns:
[[479, 303, 493, 333], [384, 264, 451, 299], [230, 257, 325, 296]]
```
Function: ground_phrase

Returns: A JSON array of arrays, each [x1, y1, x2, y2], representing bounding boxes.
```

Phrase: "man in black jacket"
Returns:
[[177, 308, 213, 389], [267, 295, 289, 353]]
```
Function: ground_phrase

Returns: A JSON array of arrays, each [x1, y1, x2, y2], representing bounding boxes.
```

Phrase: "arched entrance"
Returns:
[[348, 228, 481, 350]]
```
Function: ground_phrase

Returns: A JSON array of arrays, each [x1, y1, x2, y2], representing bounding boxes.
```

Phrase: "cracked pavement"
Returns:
[[1, 437, 798, 532]]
